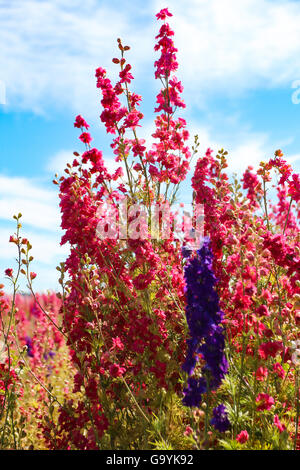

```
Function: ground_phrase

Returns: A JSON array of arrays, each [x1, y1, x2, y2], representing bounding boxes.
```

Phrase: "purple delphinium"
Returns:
[[182, 376, 206, 407], [25, 336, 34, 358], [182, 237, 229, 412], [43, 351, 56, 361], [210, 404, 231, 432]]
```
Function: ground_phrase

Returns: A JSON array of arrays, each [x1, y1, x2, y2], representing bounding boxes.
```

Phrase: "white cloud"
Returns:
[[182, 120, 267, 175], [156, 0, 300, 100], [0, 175, 56, 203], [46, 148, 123, 176], [0, 175, 59, 231], [286, 153, 300, 164], [2, 0, 300, 115], [0, 197, 60, 232], [182, 120, 300, 177], [46, 150, 74, 174], [0, 226, 67, 265], [227, 138, 267, 174], [213, 132, 300, 175], [0, 174, 67, 292], [0, 0, 154, 115], [103, 156, 123, 175]]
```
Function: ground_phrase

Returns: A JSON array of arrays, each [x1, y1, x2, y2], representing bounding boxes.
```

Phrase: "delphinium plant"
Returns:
[[0, 7, 299, 451]]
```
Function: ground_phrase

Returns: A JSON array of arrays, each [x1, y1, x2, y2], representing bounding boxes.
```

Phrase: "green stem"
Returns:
[[294, 370, 299, 450]]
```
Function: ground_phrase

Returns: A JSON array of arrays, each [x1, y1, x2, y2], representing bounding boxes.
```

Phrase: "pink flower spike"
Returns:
[[156, 8, 173, 20]]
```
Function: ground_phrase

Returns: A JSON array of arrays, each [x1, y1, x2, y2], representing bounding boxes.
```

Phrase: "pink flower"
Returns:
[[4, 268, 13, 277], [111, 167, 123, 181], [256, 393, 275, 411], [274, 414, 286, 433], [236, 430, 249, 444], [133, 163, 142, 172], [123, 111, 143, 129], [273, 362, 285, 379], [30, 272, 37, 280], [184, 425, 193, 436], [119, 64, 134, 84], [109, 363, 126, 378], [254, 366, 268, 381], [132, 139, 146, 157], [288, 173, 300, 202], [110, 337, 124, 351], [95, 66, 106, 78], [74, 115, 90, 129], [256, 304, 270, 317], [258, 341, 283, 360], [156, 8, 173, 21], [79, 132, 93, 145]]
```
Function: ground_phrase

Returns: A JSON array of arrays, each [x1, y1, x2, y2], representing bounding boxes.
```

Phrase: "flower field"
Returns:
[[0, 8, 299, 451]]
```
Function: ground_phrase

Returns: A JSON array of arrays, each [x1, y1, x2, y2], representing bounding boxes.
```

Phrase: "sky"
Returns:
[[0, 0, 300, 292]]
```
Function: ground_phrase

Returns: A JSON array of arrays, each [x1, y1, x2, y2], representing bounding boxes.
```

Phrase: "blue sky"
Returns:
[[0, 0, 300, 292]]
